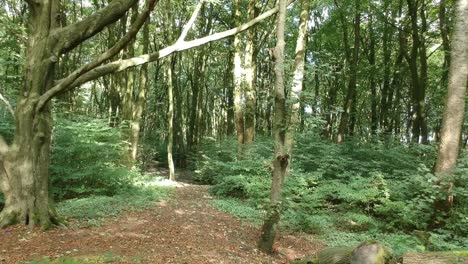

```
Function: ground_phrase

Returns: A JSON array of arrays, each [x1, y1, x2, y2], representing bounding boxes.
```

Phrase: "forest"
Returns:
[[0, 0, 467, 263]]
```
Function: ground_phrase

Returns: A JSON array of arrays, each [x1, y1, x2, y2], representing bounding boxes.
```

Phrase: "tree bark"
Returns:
[[434, 0, 468, 174], [233, 0, 245, 155], [287, 0, 310, 153], [243, 0, 258, 145], [130, 19, 150, 161], [122, 3, 139, 121], [368, 11, 377, 135], [406, 0, 428, 144], [258, 0, 288, 254], [166, 56, 176, 181]]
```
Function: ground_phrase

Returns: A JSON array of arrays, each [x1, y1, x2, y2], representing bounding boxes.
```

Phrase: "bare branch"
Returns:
[[0, 91, 15, 118], [176, 0, 205, 43], [36, 0, 158, 112], [0, 135, 9, 159], [65, 0, 294, 90], [52, 0, 138, 54]]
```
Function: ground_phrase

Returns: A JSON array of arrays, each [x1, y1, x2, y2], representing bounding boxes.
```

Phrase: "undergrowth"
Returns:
[[50, 115, 140, 200], [57, 186, 172, 227], [193, 132, 468, 256]]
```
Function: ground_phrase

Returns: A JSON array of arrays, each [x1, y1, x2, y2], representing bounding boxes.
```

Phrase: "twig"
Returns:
[[0, 91, 15, 118]]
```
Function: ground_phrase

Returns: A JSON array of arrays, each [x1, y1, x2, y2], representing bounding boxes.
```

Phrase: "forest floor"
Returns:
[[0, 181, 322, 263]]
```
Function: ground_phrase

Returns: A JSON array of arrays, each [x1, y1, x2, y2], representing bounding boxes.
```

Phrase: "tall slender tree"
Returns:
[[258, 0, 288, 254]]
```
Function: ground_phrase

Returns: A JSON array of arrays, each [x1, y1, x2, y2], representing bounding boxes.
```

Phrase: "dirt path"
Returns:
[[0, 185, 321, 263]]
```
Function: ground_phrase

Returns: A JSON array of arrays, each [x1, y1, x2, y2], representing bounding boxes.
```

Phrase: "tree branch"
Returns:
[[52, 0, 138, 54], [36, 0, 158, 112], [0, 135, 9, 160], [0, 91, 15, 118], [65, 0, 294, 90], [176, 0, 205, 43]]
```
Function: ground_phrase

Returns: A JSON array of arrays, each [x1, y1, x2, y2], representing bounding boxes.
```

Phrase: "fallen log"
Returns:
[[402, 251, 468, 264]]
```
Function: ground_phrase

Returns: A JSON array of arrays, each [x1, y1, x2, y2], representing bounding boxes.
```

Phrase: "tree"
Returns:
[[258, 0, 288, 253], [233, 0, 245, 154], [243, 0, 259, 145], [434, 0, 468, 207], [0, 0, 154, 229]]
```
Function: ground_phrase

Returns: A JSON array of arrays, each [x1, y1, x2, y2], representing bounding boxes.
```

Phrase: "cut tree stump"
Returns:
[[402, 251, 468, 264]]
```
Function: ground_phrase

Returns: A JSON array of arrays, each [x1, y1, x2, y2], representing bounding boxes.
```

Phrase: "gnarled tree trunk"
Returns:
[[0, 0, 61, 229]]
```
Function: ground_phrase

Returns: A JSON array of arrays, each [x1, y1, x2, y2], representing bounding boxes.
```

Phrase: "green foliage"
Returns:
[[211, 198, 264, 226], [194, 133, 468, 256], [57, 186, 172, 227], [50, 116, 138, 200]]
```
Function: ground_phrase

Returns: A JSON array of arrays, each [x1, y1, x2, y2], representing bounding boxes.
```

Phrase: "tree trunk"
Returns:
[[379, 2, 394, 132], [439, 0, 451, 89], [225, 41, 235, 136], [233, 0, 245, 155], [368, 11, 377, 135], [130, 19, 150, 161], [166, 56, 176, 181], [258, 0, 288, 254], [122, 3, 138, 120], [418, 0, 429, 144], [243, 0, 258, 145], [0, 107, 61, 229], [434, 0, 468, 206], [406, 0, 428, 144], [287, 0, 310, 155]]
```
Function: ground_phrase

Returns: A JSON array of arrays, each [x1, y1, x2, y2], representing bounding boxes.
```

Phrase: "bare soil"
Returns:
[[0, 185, 322, 263]]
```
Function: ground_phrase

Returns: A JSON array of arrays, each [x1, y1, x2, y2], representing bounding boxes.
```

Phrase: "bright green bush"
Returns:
[[50, 116, 138, 200], [57, 186, 172, 227]]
